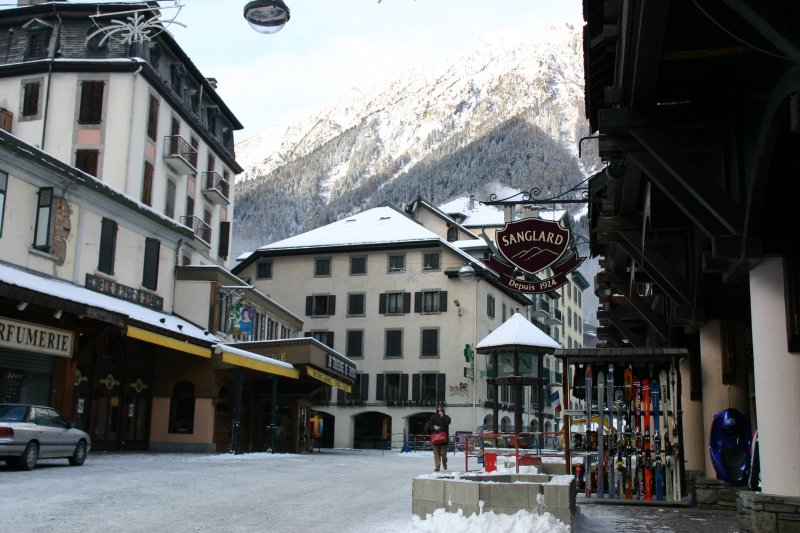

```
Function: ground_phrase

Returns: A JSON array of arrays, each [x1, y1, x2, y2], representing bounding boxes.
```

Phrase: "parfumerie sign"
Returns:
[[0, 316, 74, 358], [486, 217, 585, 294]]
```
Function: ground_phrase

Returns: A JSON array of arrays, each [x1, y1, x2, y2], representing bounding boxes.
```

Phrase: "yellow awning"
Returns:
[[216, 345, 300, 379], [126, 325, 211, 358], [307, 366, 352, 393]]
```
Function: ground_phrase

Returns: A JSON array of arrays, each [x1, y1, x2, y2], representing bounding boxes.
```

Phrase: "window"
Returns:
[[165, 180, 176, 219], [170, 64, 185, 94], [142, 237, 160, 290], [347, 293, 365, 316], [422, 252, 440, 271], [346, 330, 364, 358], [146, 95, 159, 140], [421, 328, 439, 357], [415, 373, 444, 403], [305, 294, 335, 316], [207, 153, 215, 173], [415, 290, 447, 313], [487, 294, 496, 318], [189, 136, 199, 168], [380, 291, 410, 315], [141, 161, 154, 206], [309, 330, 334, 348], [75, 149, 99, 176], [98, 218, 117, 275], [502, 303, 507, 322], [256, 261, 272, 279], [168, 381, 195, 434], [314, 257, 331, 277], [24, 26, 51, 60], [186, 196, 194, 218], [0, 170, 7, 237], [388, 254, 405, 272], [78, 80, 104, 124], [446, 224, 458, 242], [350, 256, 367, 275], [377, 373, 407, 402], [21, 81, 40, 117], [33, 187, 53, 250], [385, 329, 403, 358]]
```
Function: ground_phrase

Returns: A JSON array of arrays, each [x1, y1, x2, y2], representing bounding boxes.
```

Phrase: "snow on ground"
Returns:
[[1, 448, 570, 533]]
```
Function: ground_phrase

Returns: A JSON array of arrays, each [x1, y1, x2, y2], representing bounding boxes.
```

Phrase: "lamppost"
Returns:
[[244, 0, 291, 34]]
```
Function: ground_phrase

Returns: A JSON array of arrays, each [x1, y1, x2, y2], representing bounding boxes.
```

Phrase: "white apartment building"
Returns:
[[233, 202, 589, 449], [0, 2, 347, 455]]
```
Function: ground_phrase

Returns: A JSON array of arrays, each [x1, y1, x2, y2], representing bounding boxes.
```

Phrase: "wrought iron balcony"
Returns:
[[546, 307, 562, 326], [163, 135, 198, 176], [531, 295, 550, 319], [180, 215, 211, 245], [201, 171, 230, 205]]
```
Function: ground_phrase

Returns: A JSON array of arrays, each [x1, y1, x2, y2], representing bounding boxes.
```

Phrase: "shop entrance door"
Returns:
[[91, 392, 122, 451]]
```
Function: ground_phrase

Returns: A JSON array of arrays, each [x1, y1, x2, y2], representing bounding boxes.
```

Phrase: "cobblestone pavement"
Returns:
[[574, 500, 741, 532]]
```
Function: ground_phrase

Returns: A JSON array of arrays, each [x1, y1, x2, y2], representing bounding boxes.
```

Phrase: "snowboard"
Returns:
[[585, 365, 593, 498]]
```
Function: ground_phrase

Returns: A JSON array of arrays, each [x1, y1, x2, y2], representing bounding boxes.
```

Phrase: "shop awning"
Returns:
[[126, 325, 211, 358], [214, 344, 299, 379], [306, 366, 351, 393]]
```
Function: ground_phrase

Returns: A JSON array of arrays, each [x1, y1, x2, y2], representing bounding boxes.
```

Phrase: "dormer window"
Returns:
[[85, 27, 108, 54], [148, 42, 161, 69], [170, 64, 185, 94], [189, 89, 200, 114], [22, 19, 53, 61], [205, 106, 219, 136]]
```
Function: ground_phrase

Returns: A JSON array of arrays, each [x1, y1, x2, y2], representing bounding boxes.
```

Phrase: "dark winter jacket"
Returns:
[[428, 412, 451, 443]]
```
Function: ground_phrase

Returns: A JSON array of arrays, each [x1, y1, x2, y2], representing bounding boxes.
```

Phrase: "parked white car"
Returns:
[[0, 404, 91, 470]]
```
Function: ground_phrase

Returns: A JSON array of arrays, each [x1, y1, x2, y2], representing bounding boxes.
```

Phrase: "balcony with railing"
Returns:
[[201, 171, 230, 205], [546, 307, 562, 326], [180, 215, 211, 245], [531, 295, 550, 319], [163, 136, 198, 176]]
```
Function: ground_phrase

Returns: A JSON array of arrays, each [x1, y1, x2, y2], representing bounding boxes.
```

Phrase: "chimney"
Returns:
[[206, 77, 218, 89], [468, 194, 475, 210]]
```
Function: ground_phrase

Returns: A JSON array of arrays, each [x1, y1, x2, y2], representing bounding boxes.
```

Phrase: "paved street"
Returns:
[[0, 449, 742, 532]]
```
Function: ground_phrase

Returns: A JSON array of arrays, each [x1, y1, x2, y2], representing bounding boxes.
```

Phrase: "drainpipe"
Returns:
[[40, 5, 61, 151]]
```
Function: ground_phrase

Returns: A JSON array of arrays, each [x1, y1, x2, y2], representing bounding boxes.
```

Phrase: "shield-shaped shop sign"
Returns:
[[496, 218, 570, 274]]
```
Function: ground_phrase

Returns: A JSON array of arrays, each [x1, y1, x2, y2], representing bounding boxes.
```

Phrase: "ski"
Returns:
[[669, 364, 680, 501], [660, 369, 672, 501], [624, 401, 633, 499], [652, 379, 665, 500], [597, 370, 605, 498], [642, 378, 652, 500], [607, 365, 616, 498], [585, 365, 593, 498]]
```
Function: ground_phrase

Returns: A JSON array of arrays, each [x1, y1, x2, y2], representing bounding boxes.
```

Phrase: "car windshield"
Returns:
[[0, 404, 29, 421]]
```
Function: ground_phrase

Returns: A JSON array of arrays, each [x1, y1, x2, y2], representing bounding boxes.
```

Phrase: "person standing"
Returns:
[[428, 403, 451, 472]]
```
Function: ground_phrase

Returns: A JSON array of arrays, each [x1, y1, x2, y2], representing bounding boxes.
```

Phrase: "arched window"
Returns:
[[168, 381, 195, 434]]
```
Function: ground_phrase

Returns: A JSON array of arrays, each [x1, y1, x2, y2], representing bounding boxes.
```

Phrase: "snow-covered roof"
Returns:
[[0, 261, 216, 345], [248, 206, 443, 255], [476, 312, 560, 350], [438, 196, 505, 227]]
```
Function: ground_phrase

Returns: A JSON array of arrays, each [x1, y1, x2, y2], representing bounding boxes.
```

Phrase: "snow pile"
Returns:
[[410, 508, 570, 533]]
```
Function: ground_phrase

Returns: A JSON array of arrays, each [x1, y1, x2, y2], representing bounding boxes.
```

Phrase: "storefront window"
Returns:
[[168, 381, 195, 434]]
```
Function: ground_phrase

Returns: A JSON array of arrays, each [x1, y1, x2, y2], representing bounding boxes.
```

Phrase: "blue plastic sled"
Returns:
[[709, 408, 751, 486]]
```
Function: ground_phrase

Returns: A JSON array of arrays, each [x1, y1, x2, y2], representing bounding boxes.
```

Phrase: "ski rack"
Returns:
[[553, 348, 688, 504]]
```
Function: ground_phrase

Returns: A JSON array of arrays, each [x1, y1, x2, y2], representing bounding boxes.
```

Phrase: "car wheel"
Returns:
[[17, 442, 38, 470], [69, 440, 88, 466]]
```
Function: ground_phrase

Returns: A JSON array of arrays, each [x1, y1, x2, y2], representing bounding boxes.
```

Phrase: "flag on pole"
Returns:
[[550, 390, 561, 414]]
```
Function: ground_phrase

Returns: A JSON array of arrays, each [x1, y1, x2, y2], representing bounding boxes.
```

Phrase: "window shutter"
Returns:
[[360, 374, 369, 401], [401, 373, 409, 401], [403, 292, 411, 313], [328, 295, 336, 316], [414, 292, 421, 313], [337, 388, 345, 402], [412, 374, 420, 401], [305, 296, 313, 316], [376, 374, 384, 401], [439, 291, 448, 312], [218, 221, 230, 259], [327, 331, 334, 348], [436, 374, 446, 402], [98, 218, 117, 275], [379, 293, 386, 314], [142, 237, 160, 290]]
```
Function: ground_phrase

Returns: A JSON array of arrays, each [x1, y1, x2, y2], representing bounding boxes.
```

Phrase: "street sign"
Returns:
[[464, 366, 474, 379]]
